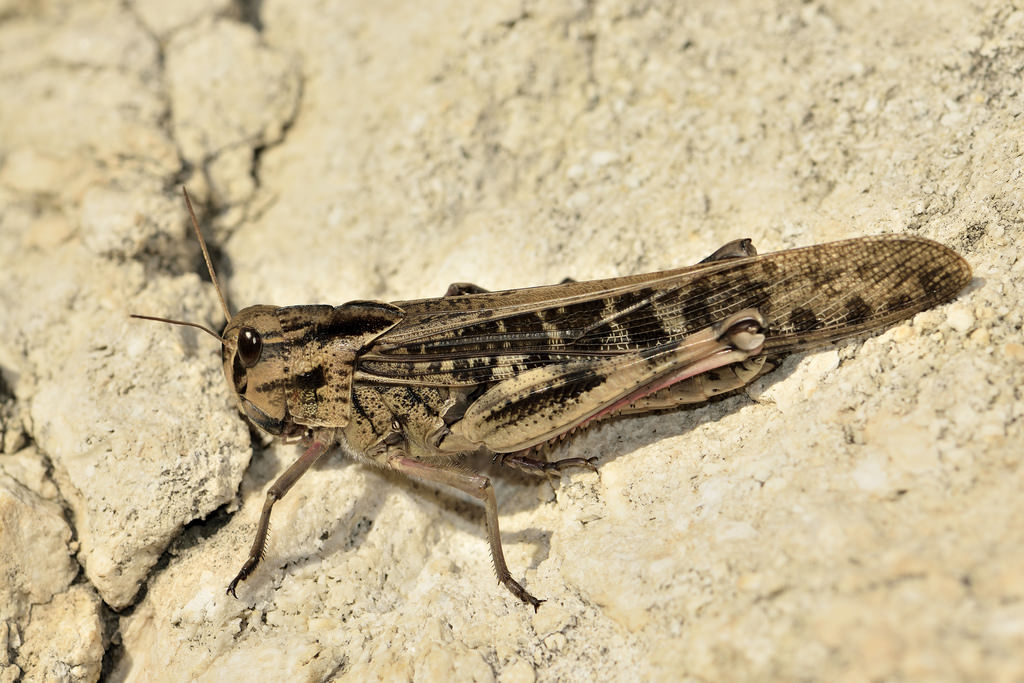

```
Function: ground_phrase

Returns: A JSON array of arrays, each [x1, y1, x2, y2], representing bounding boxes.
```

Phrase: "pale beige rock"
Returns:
[[17, 585, 104, 683], [0, 471, 78, 624], [0, 2, 259, 618], [165, 18, 300, 210], [0, 447, 58, 500], [78, 182, 187, 262], [0, 5, 175, 209], [0, 399, 27, 455], [0, 4, 156, 78], [1, 0, 1022, 681], [131, 0, 232, 38], [24, 259, 252, 609], [0, 619, 22, 683]]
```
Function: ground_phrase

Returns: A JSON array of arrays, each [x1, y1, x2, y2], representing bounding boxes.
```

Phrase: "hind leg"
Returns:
[[617, 357, 776, 415]]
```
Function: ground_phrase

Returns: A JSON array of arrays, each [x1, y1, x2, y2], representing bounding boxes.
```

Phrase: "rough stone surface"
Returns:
[[1, 1, 1022, 681], [16, 586, 104, 683], [0, 467, 78, 625]]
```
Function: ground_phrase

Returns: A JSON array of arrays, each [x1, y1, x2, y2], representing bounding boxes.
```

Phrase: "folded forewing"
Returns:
[[356, 235, 970, 387]]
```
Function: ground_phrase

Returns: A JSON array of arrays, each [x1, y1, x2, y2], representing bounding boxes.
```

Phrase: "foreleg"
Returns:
[[227, 434, 333, 597]]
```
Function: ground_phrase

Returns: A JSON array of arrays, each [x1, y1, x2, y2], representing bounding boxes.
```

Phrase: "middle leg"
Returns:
[[387, 455, 544, 610]]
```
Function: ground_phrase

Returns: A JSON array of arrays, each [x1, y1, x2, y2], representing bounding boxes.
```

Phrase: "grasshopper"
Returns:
[[135, 189, 971, 609]]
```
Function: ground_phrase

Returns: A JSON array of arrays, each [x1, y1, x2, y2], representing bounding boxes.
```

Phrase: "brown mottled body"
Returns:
[[135, 194, 972, 608]]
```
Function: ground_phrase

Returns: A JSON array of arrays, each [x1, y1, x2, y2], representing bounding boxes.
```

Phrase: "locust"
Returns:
[[134, 189, 971, 609]]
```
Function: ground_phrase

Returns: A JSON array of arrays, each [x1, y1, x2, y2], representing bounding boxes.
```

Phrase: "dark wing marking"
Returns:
[[355, 235, 970, 387]]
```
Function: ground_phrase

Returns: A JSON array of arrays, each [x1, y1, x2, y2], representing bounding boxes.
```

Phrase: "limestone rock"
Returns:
[[0, 0, 1021, 680]]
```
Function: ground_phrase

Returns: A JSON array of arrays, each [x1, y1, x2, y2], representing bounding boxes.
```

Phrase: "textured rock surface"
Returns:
[[0, 1, 1021, 681], [0, 466, 78, 625]]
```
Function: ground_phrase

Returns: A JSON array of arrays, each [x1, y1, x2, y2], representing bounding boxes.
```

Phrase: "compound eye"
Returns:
[[237, 327, 263, 368]]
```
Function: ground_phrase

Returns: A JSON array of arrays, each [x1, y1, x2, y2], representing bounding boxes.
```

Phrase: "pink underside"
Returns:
[[579, 344, 762, 429]]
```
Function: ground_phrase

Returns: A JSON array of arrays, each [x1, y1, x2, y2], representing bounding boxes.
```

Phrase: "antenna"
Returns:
[[182, 186, 232, 323], [130, 187, 233, 343], [129, 314, 225, 343]]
